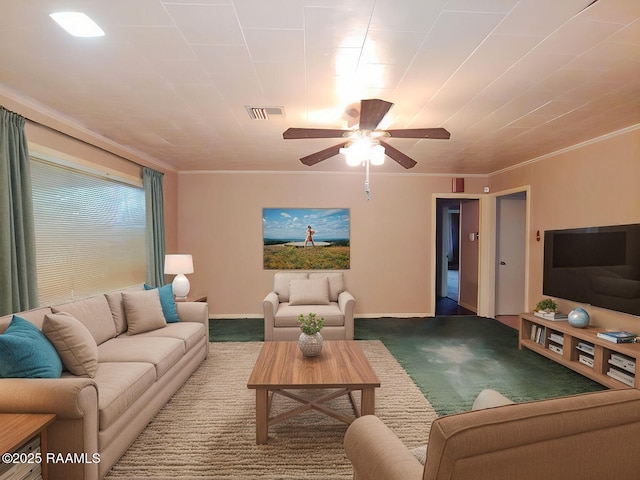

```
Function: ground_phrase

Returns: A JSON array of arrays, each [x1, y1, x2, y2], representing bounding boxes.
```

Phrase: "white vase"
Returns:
[[298, 332, 323, 357]]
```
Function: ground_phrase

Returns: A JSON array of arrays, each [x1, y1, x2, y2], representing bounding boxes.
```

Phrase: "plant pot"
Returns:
[[298, 332, 323, 357]]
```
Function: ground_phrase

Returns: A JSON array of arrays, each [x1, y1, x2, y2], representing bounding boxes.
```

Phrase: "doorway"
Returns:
[[494, 191, 527, 317], [435, 197, 479, 316]]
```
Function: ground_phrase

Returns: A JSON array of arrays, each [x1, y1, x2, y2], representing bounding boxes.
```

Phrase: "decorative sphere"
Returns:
[[568, 308, 590, 328]]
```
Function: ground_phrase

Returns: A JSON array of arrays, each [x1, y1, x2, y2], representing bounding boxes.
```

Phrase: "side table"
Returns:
[[175, 294, 207, 303], [0, 413, 56, 480]]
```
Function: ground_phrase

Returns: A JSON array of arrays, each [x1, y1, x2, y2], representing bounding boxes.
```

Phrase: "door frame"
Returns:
[[431, 186, 531, 318], [483, 185, 531, 318], [431, 193, 483, 315], [495, 191, 527, 315]]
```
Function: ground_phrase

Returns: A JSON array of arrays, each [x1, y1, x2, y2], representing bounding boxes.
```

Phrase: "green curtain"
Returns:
[[143, 167, 166, 287], [0, 107, 38, 315]]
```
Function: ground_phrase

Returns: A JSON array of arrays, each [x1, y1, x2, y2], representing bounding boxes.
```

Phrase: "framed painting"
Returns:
[[263, 208, 350, 270]]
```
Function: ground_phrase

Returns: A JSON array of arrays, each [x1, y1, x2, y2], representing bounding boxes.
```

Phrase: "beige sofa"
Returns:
[[344, 388, 640, 480], [263, 271, 355, 340], [0, 285, 209, 480]]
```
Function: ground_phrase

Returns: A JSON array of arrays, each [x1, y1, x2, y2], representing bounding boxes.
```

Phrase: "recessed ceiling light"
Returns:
[[49, 12, 105, 37]]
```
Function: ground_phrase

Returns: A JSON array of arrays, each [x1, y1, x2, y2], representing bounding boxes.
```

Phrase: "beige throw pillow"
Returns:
[[122, 289, 166, 335], [43, 312, 98, 378], [309, 272, 345, 302], [288, 277, 330, 306], [411, 444, 428, 465]]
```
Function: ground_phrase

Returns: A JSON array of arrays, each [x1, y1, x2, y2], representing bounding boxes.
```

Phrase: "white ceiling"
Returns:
[[0, 0, 638, 174]]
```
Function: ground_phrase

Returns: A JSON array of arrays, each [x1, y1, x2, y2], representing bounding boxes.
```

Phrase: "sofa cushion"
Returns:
[[274, 303, 345, 327], [53, 295, 117, 345], [0, 307, 53, 333], [122, 290, 167, 335], [471, 389, 515, 410], [144, 283, 180, 323], [309, 272, 345, 302], [135, 322, 205, 352], [92, 362, 156, 430], [43, 312, 98, 378], [104, 285, 145, 335], [273, 272, 308, 302], [289, 277, 330, 306], [0, 315, 63, 378], [98, 336, 184, 379]]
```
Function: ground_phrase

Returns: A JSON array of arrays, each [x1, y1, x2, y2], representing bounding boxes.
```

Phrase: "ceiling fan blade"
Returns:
[[359, 99, 393, 130], [379, 140, 417, 169], [300, 142, 349, 166], [283, 128, 351, 139], [385, 128, 451, 139]]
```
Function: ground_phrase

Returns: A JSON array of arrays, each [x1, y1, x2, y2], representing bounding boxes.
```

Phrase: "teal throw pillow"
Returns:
[[144, 283, 180, 323], [0, 315, 63, 378]]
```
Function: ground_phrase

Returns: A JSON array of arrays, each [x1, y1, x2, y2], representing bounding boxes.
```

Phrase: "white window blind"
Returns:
[[31, 158, 146, 307]]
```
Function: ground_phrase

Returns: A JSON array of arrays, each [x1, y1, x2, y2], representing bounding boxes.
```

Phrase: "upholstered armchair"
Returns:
[[344, 388, 640, 480], [263, 271, 355, 341]]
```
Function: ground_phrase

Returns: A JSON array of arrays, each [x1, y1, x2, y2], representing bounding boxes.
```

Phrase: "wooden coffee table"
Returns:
[[247, 340, 380, 444]]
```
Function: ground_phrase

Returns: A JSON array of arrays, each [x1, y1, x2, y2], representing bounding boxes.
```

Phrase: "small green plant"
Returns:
[[298, 313, 325, 335], [535, 298, 558, 312]]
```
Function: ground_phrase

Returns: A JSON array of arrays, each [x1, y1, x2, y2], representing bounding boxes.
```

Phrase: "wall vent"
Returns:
[[245, 106, 285, 120]]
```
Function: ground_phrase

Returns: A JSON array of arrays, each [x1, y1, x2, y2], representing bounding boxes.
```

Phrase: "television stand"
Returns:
[[519, 313, 640, 388]]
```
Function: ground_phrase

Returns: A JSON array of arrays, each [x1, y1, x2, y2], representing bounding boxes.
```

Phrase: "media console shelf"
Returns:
[[519, 313, 640, 389]]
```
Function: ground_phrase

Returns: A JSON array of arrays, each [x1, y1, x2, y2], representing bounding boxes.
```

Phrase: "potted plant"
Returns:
[[534, 298, 558, 313], [298, 313, 325, 357]]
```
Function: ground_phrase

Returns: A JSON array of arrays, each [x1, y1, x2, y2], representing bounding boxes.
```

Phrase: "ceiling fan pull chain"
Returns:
[[365, 157, 371, 201]]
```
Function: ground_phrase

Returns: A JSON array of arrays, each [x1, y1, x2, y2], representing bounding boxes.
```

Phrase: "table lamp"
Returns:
[[164, 254, 194, 300]]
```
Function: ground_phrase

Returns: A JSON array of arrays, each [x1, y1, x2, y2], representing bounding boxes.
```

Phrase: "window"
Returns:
[[30, 157, 146, 306]]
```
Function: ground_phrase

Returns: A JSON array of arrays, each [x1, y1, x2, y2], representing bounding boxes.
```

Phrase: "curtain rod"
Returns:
[[1, 104, 164, 173]]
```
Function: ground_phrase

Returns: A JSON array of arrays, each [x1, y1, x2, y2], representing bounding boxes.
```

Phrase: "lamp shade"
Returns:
[[164, 254, 194, 274], [164, 254, 194, 299]]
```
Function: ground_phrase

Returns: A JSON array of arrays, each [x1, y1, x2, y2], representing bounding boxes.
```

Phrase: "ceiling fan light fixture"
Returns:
[[370, 144, 385, 165], [340, 145, 363, 166], [344, 138, 371, 166]]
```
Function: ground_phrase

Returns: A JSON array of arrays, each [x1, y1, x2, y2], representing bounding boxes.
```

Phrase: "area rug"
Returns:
[[105, 341, 436, 479]]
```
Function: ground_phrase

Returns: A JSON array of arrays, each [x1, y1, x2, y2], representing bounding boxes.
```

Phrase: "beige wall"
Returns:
[[489, 126, 640, 332], [178, 172, 486, 317]]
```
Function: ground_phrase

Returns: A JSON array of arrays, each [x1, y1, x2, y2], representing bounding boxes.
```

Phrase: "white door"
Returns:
[[495, 195, 526, 314]]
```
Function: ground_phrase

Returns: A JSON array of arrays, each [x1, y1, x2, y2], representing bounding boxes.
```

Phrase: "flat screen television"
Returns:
[[543, 223, 640, 317]]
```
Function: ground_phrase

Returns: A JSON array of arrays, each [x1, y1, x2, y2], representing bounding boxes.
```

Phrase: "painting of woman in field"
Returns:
[[263, 208, 350, 269]]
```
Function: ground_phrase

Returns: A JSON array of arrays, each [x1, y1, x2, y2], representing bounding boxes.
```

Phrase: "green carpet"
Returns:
[[210, 316, 606, 415], [210, 318, 264, 342]]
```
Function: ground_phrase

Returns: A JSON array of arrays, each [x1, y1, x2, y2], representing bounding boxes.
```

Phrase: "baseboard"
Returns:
[[355, 313, 434, 319], [210, 313, 436, 319], [457, 301, 478, 313]]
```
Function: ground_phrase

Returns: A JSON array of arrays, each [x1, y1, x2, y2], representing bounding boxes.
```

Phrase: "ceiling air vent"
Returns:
[[245, 106, 285, 120]]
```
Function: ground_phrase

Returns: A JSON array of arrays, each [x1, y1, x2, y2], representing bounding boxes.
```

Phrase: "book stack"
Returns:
[[533, 311, 568, 321], [530, 324, 546, 345], [606, 351, 636, 387], [596, 331, 637, 344], [0, 436, 42, 480], [576, 341, 595, 368]]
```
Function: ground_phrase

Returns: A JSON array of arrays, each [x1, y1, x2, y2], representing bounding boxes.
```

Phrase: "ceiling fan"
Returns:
[[282, 99, 451, 169]]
